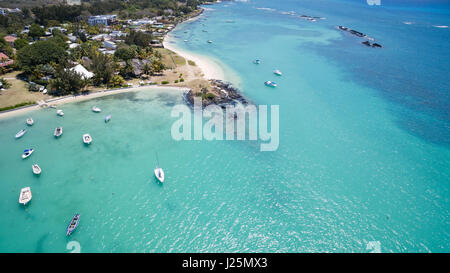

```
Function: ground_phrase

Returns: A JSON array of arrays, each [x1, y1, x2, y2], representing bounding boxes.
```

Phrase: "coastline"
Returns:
[[0, 85, 189, 120], [163, 33, 226, 81]]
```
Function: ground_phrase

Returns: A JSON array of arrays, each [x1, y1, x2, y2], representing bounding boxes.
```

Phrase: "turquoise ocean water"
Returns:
[[0, 0, 449, 252]]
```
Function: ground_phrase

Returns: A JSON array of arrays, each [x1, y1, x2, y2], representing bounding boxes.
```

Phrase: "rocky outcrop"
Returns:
[[337, 26, 383, 48], [184, 80, 249, 108]]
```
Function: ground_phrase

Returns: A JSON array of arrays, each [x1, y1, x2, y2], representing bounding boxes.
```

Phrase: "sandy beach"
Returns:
[[163, 34, 226, 81], [0, 85, 189, 120]]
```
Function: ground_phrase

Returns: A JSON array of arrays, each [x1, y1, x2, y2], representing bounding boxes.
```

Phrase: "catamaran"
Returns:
[[66, 214, 80, 236], [19, 187, 32, 205], [56, 109, 64, 116], [26, 118, 34, 126], [15, 129, 26, 139], [92, 106, 101, 113], [154, 152, 165, 183], [54, 127, 63, 137], [32, 164, 41, 175], [105, 115, 111, 123], [264, 81, 277, 87], [22, 149, 34, 159], [274, 70, 282, 76], [83, 134, 92, 144]]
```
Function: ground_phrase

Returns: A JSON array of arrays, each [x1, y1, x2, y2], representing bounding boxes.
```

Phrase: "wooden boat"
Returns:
[[83, 134, 92, 144], [66, 214, 80, 236], [15, 129, 27, 139], [19, 187, 32, 205], [32, 164, 41, 175], [54, 126, 63, 137], [26, 118, 34, 126], [22, 149, 34, 159]]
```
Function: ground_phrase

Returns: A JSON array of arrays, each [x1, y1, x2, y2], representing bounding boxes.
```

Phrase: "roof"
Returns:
[[70, 64, 94, 79], [4, 35, 17, 42]]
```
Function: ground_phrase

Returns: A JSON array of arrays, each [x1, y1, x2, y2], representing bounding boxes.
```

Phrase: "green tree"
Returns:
[[29, 24, 45, 40], [115, 46, 137, 61], [50, 68, 88, 96], [91, 53, 115, 86], [17, 40, 68, 74], [14, 38, 29, 50]]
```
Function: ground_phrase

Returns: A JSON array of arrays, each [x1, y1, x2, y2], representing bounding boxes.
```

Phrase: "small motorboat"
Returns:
[[54, 126, 63, 137], [66, 214, 80, 236], [207, 40, 213, 43], [154, 167, 165, 183], [253, 59, 261, 64], [264, 81, 277, 87], [83, 134, 92, 144], [19, 187, 32, 205], [56, 109, 64, 116], [92, 106, 101, 113], [105, 115, 111, 123], [26, 118, 34, 126], [32, 164, 41, 175], [184, 40, 188, 42], [274, 70, 282, 76], [22, 149, 34, 159], [15, 129, 27, 139]]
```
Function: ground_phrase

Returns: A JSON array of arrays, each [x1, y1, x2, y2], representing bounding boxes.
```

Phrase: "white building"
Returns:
[[69, 64, 93, 79], [88, 15, 118, 26]]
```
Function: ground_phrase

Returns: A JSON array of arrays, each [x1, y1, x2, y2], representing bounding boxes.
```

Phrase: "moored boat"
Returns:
[[66, 214, 80, 236], [15, 129, 27, 139], [264, 81, 277, 87], [19, 187, 32, 205], [92, 106, 101, 113], [274, 70, 282, 76], [154, 167, 165, 183], [83, 134, 92, 144], [54, 127, 63, 137], [26, 118, 34, 126], [207, 40, 213, 43], [22, 149, 34, 159], [56, 109, 64, 116], [253, 59, 261, 64], [105, 115, 111, 123], [32, 164, 41, 175]]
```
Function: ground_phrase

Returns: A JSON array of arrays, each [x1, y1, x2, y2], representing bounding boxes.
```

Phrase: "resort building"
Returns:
[[88, 15, 118, 26]]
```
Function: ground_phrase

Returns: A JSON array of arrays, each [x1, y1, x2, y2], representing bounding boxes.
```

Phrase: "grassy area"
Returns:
[[0, 71, 51, 109], [0, 101, 36, 112], [155, 48, 186, 69]]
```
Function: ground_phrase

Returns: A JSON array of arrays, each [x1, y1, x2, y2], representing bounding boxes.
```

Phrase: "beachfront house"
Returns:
[[69, 64, 93, 79], [88, 15, 118, 26]]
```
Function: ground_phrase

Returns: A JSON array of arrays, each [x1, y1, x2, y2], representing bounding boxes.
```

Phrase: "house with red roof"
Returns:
[[0, 52, 14, 68], [3, 35, 17, 47]]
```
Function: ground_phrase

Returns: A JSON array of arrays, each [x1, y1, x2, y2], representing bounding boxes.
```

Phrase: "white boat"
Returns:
[[15, 129, 27, 139], [22, 149, 34, 159], [54, 126, 63, 137], [19, 187, 32, 205], [264, 81, 277, 87], [105, 115, 111, 123], [92, 106, 101, 113], [26, 118, 34, 126], [57, 109, 64, 116], [32, 164, 41, 175], [207, 40, 213, 43], [154, 167, 165, 183], [253, 59, 261, 64], [83, 134, 92, 144], [274, 70, 282, 76], [184, 40, 188, 42]]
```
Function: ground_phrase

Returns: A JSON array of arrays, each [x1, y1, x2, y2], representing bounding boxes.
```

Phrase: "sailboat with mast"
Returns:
[[154, 152, 165, 183]]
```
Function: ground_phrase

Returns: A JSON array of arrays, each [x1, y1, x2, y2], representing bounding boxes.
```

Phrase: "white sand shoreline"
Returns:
[[0, 85, 189, 120], [163, 34, 226, 81]]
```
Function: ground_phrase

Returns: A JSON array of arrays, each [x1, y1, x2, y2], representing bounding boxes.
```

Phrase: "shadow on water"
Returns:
[[35, 233, 49, 253]]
